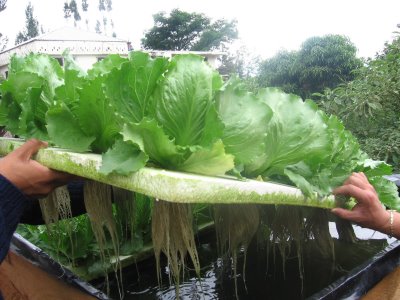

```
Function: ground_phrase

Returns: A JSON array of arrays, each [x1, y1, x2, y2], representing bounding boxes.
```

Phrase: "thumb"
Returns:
[[331, 207, 354, 220], [14, 139, 48, 160]]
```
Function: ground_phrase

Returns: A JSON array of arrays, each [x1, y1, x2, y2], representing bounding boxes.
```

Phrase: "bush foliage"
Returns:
[[319, 35, 400, 169], [257, 34, 362, 99]]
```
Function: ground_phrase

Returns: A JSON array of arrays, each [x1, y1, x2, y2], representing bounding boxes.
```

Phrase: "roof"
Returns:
[[0, 27, 127, 54], [0, 27, 130, 69], [33, 27, 127, 43]]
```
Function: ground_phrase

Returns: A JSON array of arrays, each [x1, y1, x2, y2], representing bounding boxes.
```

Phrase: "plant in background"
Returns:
[[0, 0, 8, 51], [141, 9, 238, 51], [257, 34, 362, 99], [15, 2, 41, 45], [319, 34, 400, 170], [218, 45, 261, 93]]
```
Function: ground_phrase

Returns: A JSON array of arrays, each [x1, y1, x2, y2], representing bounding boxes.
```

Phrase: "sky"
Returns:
[[0, 0, 399, 59]]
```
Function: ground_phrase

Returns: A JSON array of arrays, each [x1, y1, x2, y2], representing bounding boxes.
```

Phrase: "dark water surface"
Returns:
[[94, 224, 392, 300]]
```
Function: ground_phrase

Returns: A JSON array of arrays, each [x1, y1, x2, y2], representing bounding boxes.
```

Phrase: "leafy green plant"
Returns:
[[319, 35, 400, 170], [17, 215, 95, 265], [257, 34, 362, 99], [16, 193, 155, 278], [0, 51, 398, 208]]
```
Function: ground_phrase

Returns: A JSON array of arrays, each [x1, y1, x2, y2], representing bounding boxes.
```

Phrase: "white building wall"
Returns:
[[0, 66, 7, 78], [0, 39, 129, 76], [75, 56, 99, 70]]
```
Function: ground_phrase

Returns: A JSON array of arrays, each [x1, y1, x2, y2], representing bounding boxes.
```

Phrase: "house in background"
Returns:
[[0, 27, 130, 78], [0, 27, 224, 79]]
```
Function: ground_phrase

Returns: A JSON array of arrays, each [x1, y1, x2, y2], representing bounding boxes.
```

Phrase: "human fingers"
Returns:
[[29, 160, 76, 186], [19, 169, 72, 197], [345, 173, 374, 192], [333, 184, 373, 203], [48, 169, 77, 186], [352, 172, 373, 189], [357, 172, 369, 181], [13, 139, 48, 161], [331, 207, 358, 222]]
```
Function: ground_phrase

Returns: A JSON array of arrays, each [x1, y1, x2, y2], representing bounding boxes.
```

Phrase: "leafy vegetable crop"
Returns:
[[0, 51, 399, 210]]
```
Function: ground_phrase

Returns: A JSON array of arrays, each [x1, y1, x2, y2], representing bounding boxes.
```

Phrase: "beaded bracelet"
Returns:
[[389, 209, 396, 238]]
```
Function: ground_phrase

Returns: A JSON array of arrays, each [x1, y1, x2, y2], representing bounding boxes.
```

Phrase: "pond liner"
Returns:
[[10, 233, 109, 300], [308, 239, 400, 300]]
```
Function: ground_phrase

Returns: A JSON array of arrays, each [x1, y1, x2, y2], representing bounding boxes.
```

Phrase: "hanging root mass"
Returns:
[[84, 180, 122, 297], [214, 204, 260, 296], [39, 185, 72, 226], [151, 200, 200, 296]]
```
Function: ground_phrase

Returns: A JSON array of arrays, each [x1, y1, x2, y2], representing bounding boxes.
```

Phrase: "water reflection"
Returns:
[[101, 226, 390, 300]]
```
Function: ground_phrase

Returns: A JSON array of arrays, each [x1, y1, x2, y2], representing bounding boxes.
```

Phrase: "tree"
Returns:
[[64, 0, 81, 25], [0, 0, 6, 11], [63, 1, 82, 26], [62, 0, 115, 36], [97, 0, 114, 36], [257, 34, 362, 99], [82, 0, 88, 11], [296, 35, 362, 96], [70, 0, 81, 22], [0, 0, 8, 51], [63, 2, 71, 18], [218, 45, 261, 91], [106, 0, 112, 11], [141, 9, 238, 51], [98, 0, 112, 12], [95, 20, 102, 34], [218, 45, 260, 81], [191, 19, 238, 51], [257, 50, 299, 94], [0, 34, 7, 52], [320, 34, 400, 168], [15, 2, 40, 45]]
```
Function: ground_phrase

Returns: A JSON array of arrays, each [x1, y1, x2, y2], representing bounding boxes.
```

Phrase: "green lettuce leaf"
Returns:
[[0, 55, 66, 139], [216, 78, 273, 166], [9, 53, 64, 101], [87, 54, 128, 79], [46, 104, 95, 152], [103, 51, 168, 123], [356, 158, 393, 177], [100, 139, 148, 175], [122, 118, 184, 169], [246, 88, 331, 178], [368, 176, 400, 211], [76, 78, 121, 153], [284, 115, 362, 196], [20, 86, 49, 140], [153, 54, 223, 147], [177, 140, 234, 176], [55, 51, 88, 107], [0, 73, 44, 136]]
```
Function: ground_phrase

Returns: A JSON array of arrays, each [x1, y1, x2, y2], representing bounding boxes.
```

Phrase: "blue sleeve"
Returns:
[[0, 175, 27, 262]]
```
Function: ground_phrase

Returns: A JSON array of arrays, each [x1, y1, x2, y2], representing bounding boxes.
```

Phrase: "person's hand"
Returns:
[[0, 139, 74, 198], [331, 172, 390, 234]]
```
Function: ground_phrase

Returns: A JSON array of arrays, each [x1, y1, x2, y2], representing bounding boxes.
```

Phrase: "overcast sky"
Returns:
[[0, 0, 399, 59]]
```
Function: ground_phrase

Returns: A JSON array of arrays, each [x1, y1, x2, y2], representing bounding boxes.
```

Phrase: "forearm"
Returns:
[[0, 175, 27, 262]]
